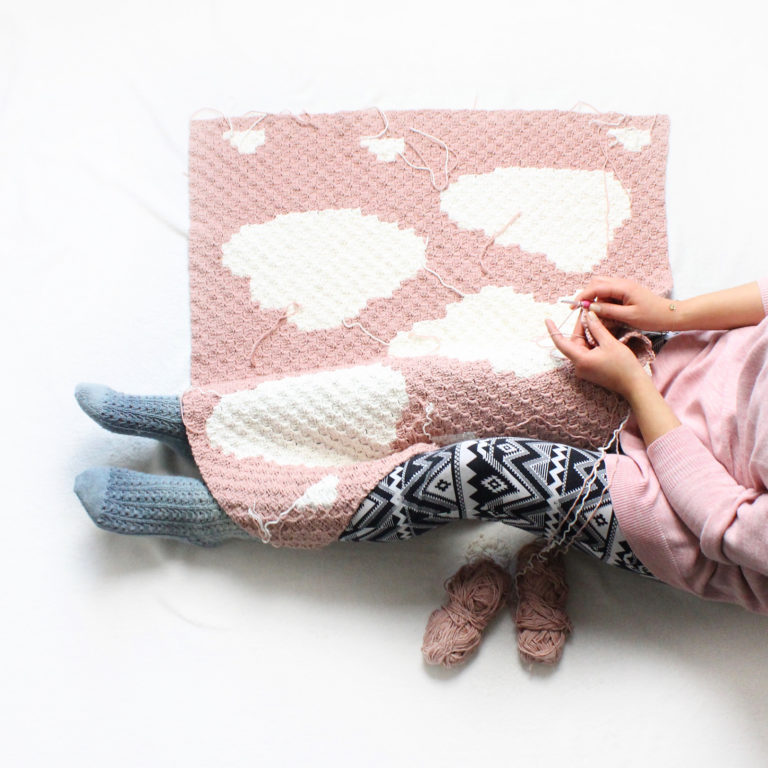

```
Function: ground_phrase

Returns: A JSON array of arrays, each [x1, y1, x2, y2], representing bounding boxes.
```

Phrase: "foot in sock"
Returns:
[[75, 384, 192, 457], [73, 467, 253, 546]]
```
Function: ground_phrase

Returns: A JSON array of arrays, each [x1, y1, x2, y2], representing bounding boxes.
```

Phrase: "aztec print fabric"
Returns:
[[180, 108, 672, 548], [340, 437, 654, 578]]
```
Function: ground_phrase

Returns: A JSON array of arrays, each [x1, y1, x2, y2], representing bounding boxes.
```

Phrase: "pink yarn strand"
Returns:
[[568, 100, 602, 114], [398, 127, 459, 192], [519, 411, 631, 577], [287, 110, 319, 130], [190, 106, 234, 133], [191, 107, 319, 137], [249, 302, 300, 366], [566, 104, 637, 258], [235, 111, 268, 145], [588, 114, 631, 257], [362, 106, 389, 140], [478, 212, 521, 274]]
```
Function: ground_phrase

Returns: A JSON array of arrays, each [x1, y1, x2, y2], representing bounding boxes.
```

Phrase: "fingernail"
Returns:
[[588, 310, 598, 321]]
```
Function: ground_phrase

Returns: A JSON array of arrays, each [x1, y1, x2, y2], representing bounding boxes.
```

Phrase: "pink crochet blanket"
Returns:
[[181, 108, 671, 548]]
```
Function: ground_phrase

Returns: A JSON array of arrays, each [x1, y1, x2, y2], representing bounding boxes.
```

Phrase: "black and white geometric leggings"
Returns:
[[340, 437, 654, 578]]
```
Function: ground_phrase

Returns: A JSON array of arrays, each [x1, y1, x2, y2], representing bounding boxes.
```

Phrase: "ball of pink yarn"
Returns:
[[514, 540, 573, 665], [422, 558, 512, 668]]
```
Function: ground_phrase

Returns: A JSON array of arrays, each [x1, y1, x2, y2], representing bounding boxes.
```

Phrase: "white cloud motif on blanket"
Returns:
[[222, 128, 266, 154], [388, 287, 573, 377], [607, 127, 651, 152], [360, 136, 405, 162], [222, 208, 426, 330], [440, 167, 631, 272], [206, 363, 409, 466], [292, 474, 340, 508], [246, 475, 340, 542]]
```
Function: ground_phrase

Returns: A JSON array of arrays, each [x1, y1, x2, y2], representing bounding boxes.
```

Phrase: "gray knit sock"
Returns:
[[73, 467, 253, 546], [75, 384, 192, 457]]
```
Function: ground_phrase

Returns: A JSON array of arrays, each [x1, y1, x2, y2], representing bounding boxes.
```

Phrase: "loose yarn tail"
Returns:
[[514, 539, 572, 665], [422, 558, 512, 668]]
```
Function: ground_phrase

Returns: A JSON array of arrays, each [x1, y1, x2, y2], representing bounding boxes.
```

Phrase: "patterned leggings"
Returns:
[[340, 437, 653, 578]]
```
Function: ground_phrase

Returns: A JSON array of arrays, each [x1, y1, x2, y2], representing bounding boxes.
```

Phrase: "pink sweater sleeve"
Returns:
[[760, 276, 768, 316], [647, 425, 768, 576]]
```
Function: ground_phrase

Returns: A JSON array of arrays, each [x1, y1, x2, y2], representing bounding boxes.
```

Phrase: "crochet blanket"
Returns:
[[181, 108, 671, 548]]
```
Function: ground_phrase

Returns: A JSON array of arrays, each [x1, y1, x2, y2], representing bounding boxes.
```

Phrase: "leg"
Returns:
[[74, 384, 191, 457], [74, 467, 252, 546], [340, 437, 653, 578]]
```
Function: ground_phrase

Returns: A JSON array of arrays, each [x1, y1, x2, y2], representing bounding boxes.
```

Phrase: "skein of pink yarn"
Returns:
[[422, 558, 512, 667], [514, 539, 572, 665]]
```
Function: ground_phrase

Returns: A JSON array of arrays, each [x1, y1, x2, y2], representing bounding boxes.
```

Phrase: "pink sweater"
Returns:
[[605, 277, 768, 614]]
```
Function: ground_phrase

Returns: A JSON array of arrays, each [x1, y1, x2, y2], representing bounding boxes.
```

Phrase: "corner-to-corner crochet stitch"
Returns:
[[181, 108, 671, 548]]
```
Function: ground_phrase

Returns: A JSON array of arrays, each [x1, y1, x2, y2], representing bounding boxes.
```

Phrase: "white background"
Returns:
[[2, 1, 767, 766]]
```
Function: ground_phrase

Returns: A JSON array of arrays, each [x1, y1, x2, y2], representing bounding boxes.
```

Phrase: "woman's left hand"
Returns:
[[545, 311, 647, 399]]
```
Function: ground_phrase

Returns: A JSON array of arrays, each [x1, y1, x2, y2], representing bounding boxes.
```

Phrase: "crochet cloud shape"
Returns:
[[221, 208, 426, 330], [388, 287, 573, 377], [440, 167, 631, 272], [292, 474, 339, 507], [205, 363, 410, 466]]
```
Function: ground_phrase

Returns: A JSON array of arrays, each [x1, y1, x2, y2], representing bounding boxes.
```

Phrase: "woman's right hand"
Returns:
[[571, 277, 675, 332]]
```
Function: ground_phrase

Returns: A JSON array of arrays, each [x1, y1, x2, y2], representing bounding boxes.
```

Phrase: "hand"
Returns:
[[571, 276, 674, 332], [545, 311, 647, 399]]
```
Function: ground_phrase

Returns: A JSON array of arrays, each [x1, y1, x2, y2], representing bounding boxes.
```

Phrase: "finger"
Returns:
[[576, 311, 600, 348], [546, 319, 585, 361], [590, 300, 632, 323], [571, 314, 589, 344], [573, 277, 629, 306], [546, 318, 572, 356], [571, 277, 613, 304], [584, 311, 615, 345]]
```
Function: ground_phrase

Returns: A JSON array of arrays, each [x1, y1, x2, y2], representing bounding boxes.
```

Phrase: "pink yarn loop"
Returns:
[[249, 302, 301, 366], [423, 542, 575, 668], [444, 601, 486, 632], [422, 558, 512, 668], [514, 539, 573, 665]]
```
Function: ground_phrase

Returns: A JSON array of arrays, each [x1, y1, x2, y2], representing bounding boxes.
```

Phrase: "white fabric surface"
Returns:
[[3, 1, 768, 766]]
